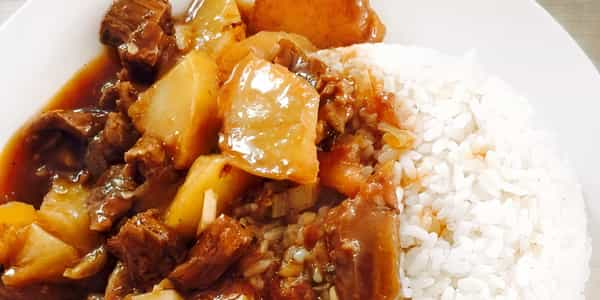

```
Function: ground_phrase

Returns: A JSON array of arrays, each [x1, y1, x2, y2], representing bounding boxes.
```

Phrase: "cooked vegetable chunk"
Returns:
[[219, 56, 320, 184], [0, 225, 26, 267], [2, 224, 79, 287], [248, 0, 385, 48], [37, 179, 100, 253], [129, 50, 220, 169], [105, 262, 134, 300], [318, 137, 366, 197], [0, 203, 35, 267], [104, 261, 134, 300], [0, 202, 36, 228], [63, 245, 108, 280], [217, 31, 316, 79], [175, 0, 244, 54], [165, 155, 256, 238]]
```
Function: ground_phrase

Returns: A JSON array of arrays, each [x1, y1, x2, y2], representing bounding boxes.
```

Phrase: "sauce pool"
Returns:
[[0, 49, 121, 205]]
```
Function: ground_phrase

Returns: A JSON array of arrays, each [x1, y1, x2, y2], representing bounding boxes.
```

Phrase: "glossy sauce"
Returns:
[[0, 50, 121, 206]]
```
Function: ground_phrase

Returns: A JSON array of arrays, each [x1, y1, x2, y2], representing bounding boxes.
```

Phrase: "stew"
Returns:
[[0, 0, 407, 299]]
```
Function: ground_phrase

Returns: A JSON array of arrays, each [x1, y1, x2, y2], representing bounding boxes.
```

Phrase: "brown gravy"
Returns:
[[0, 49, 121, 206]]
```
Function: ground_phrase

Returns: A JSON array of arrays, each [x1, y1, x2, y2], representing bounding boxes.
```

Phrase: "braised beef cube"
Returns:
[[28, 131, 86, 173], [324, 198, 400, 300], [118, 21, 168, 82], [99, 80, 139, 114], [101, 113, 139, 153], [268, 277, 316, 300], [29, 109, 108, 141], [107, 210, 186, 286], [85, 113, 140, 178], [87, 164, 138, 232], [169, 215, 253, 291], [190, 279, 258, 300], [100, 0, 172, 47], [125, 136, 169, 179], [123, 135, 182, 214], [272, 39, 327, 88], [101, 0, 173, 82]]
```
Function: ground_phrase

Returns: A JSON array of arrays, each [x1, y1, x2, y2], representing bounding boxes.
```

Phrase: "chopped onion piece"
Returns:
[[378, 122, 415, 150], [287, 183, 319, 213], [197, 190, 218, 235]]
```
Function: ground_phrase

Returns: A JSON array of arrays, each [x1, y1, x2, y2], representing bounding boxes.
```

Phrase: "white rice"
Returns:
[[315, 44, 591, 300]]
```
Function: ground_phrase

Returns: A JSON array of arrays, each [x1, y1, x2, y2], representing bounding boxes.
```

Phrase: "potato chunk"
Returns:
[[217, 31, 316, 79], [175, 0, 244, 54], [2, 224, 79, 286], [37, 179, 99, 253], [0, 202, 36, 228], [219, 56, 319, 183], [248, 0, 385, 48], [165, 155, 257, 237], [129, 50, 220, 169], [0, 202, 36, 267], [0, 225, 26, 267], [63, 245, 108, 280]]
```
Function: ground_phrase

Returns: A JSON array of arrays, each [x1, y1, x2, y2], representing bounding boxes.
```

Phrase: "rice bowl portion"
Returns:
[[315, 44, 591, 300]]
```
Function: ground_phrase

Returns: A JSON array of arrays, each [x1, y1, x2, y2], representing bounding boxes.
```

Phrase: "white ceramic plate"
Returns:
[[1, 0, 599, 297]]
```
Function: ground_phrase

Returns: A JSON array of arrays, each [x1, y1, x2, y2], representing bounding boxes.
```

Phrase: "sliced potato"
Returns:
[[63, 245, 108, 280], [175, 0, 244, 53], [0, 202, 36, 267], [0, 224, 26, 267], [219, 56, 320, 184], [249, 0, 385, 48], [130, 290, 184, 300], [37, 179, 99, 253], [0, 202, 37, 228], [129, 51, 220, 169], [2, 224, 79, 287], [217, 31, 316, 79], [165, 155, 257, 237]]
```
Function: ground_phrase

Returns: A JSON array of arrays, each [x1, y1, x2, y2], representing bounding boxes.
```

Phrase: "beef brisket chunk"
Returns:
[[87, 164, 138, 232], [124, 136, 170, 179], [118, 21, 168, 82], [324, 198, 401, 300], [85, 113, 140, 178], [107, 209, 186, 287], [100, 0, 174, 82], [169, 216, 253, 291], [99, 79, 139, 114], [29, 109, 108, 141], [100, 0, 171, 47], [124, 136, 182, 212]]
